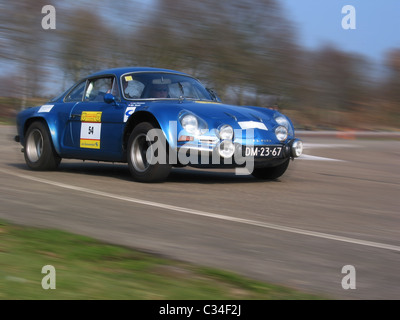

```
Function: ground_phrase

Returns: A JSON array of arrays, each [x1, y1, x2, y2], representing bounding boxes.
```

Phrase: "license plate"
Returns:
[[243, 146, 283, 158]]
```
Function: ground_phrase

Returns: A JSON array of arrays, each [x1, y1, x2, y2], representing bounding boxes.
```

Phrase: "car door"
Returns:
[[64, 76, 126, 161]]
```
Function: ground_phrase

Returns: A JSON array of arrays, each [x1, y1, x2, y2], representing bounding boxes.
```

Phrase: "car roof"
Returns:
[[87, 67, 190, 78]]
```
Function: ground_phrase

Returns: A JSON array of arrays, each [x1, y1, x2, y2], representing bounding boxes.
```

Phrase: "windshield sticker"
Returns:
[[38, 104, 54, 113], [238, 121, 268, 131], [81, 111, 102, 123], [124, 107, 136, 122], [124, 75, 133, 82]]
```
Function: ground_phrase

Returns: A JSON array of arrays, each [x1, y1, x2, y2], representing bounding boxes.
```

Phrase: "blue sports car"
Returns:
[[15, 67, 303, 182]]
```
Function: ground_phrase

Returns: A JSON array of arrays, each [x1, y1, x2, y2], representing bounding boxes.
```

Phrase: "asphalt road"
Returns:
[[1, 125, 399, 299]]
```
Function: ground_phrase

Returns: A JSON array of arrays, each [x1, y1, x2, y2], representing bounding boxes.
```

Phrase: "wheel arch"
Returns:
[[23, 117, 61, 155], [123, 111, 175, 151]]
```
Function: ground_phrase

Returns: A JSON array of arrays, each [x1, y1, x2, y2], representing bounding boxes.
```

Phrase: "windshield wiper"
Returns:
[[178, 82, 185, 103]]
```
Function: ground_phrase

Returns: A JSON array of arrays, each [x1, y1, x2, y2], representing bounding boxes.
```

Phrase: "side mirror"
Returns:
[[104, 93, 117, 105]]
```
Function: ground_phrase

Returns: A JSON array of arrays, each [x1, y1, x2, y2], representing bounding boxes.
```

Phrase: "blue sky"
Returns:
[[280, 0, 400, 63]]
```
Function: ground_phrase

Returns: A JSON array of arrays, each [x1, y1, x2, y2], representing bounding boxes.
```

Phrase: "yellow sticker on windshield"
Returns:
[[125, 75, 133, 81]]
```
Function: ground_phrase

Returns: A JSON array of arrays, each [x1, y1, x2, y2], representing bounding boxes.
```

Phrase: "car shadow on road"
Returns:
[[168, 167, 282, 184], [6, 162, 281, 185]]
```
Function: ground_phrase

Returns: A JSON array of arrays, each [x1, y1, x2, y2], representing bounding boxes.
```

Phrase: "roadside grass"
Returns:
[[0, 220, 327, 300]]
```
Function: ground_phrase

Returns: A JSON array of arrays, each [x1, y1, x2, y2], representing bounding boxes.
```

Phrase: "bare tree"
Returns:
[[0, 0, 55, 103]]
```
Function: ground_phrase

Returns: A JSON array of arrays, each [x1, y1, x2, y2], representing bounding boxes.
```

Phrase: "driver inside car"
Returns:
[[150, 84, 169, 98]]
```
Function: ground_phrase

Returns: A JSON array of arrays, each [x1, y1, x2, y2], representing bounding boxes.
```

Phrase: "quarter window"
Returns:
[[64, 81, 86, 102], [84, 77, 114, 102]]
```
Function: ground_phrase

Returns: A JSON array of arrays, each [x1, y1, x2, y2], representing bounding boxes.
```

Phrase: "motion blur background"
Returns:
[[0, 0, 399, 130]]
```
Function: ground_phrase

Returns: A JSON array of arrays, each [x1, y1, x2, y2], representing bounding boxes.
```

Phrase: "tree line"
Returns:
[[1, 0, 399, 129]]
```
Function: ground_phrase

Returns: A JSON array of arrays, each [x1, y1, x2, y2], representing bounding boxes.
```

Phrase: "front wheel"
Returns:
[[251, 159, 290, 180], [24, 121, 61, 170], [127, 122, 172, 182]]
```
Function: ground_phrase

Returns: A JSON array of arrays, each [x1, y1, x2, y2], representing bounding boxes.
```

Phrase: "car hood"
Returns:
[[149, 100, 277, 130], [141, 100, 292, 146], [183, 101, 274, 122]]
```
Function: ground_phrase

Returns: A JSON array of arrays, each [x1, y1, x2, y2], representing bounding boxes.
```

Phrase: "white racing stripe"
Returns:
[[1, 168, 399, 252]]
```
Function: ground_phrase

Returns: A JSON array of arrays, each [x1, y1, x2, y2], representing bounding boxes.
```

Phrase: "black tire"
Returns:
[[127, 122, 172, 182], [24, 121, 61, 170], [251, 159, 290, 180]]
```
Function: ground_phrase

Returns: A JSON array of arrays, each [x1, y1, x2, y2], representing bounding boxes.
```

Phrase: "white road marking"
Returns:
[[1, 168, 399, 252], [298, 154, 345, 162], [304, 143, 359, 149], [299, 143, 355, 161]]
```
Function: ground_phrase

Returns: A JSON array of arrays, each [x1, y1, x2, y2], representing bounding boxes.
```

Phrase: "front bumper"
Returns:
[[175, 138, 303, 167]]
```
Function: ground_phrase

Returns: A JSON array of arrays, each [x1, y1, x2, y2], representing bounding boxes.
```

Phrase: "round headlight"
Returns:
[[218, 140, 235, 158], [218, 125, 234, 140], [275, 126, 288, 142], [275, 115, 294, 135], [291, 139, 303, 157], [181, 114, 198, 134], [275, 116, 288, 127]]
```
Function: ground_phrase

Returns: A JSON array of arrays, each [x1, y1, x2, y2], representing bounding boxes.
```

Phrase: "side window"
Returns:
[[84, 77, 113, 102], [110, 77, 121, 100], [64, 81, 86, 102]]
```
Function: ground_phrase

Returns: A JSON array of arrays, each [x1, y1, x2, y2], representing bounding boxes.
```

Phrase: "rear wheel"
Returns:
[[127, 122, 171, 182], [251, 159, 290, 180], [24, 121, 61, 170]]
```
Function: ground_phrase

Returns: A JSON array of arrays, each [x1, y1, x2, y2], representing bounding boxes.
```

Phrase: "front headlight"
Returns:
[[181, 114, 198, 134], [275, 126, 288, 142], [275, 116, 288, 127], [291, 139, 303, 157], [275, 115, 294, 136], [218, 124, 234, 140], [218, 140, 235, 158]]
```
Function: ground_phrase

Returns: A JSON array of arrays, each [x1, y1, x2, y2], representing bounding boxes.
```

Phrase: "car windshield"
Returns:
[[121, 72, 214, 101]]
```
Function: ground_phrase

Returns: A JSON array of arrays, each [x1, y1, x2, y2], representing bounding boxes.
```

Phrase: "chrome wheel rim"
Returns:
[[26, 129, 43, 163], [131, 133, 151, 172]]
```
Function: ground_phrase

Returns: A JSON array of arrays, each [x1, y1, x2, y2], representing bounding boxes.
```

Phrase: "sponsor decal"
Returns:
[[81, 111, 102, 123], [80, 112, 102, 149], [124, 107, 136, 122], [38, 104, 54, 113], [128, 102, 144, 107], [80, 139, 100, 149]]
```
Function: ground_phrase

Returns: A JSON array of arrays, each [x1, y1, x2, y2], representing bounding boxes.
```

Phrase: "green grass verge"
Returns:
[[0, 220, 327, 300]]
